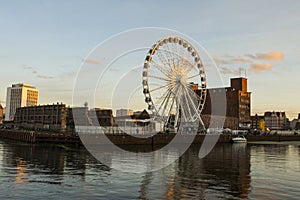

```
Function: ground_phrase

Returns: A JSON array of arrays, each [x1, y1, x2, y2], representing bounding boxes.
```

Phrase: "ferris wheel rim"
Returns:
[[142, 36, 207, 126]]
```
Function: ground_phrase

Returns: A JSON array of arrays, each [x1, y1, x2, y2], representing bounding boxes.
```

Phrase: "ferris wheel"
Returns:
[[142, 36, 207, 130]]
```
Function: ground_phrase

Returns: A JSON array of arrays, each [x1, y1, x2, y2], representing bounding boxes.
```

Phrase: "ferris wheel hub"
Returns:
[[175, 75, 186, 86]]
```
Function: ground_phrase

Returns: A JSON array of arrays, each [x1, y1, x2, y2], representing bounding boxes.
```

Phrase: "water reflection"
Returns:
[[160, 143, 249, 199], [0, 139, 299, 199], [249, 143, 300, 200], [15, 159, 29, 184]]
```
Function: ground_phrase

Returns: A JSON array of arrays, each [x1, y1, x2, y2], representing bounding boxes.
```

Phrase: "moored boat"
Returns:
[[230, 135, 247, 143]]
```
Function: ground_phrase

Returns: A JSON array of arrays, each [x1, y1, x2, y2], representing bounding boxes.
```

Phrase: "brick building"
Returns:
[[264, 111, 287, 130], [14, 103, 69, 132], [89, 108, 114, 126], [195, 77, 251, 130], [14, 104, 115, 132], [250, 114, 264, 130]]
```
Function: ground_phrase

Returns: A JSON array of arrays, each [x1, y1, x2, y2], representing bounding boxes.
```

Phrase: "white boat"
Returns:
[[230, 135, 247, 143]]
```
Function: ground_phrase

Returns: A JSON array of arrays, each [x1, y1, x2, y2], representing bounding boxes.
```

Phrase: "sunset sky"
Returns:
[[0, 0, 299, 119]]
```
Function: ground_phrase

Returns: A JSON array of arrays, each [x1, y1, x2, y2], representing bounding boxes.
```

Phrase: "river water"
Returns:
[[0, 139, 299, 199]]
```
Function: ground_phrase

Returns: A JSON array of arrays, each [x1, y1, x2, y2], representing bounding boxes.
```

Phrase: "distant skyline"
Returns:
[[1, 1, 299, 119]]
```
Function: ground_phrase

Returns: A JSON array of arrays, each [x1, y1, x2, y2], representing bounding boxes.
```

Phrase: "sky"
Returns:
[[0, 0, 299, 119]]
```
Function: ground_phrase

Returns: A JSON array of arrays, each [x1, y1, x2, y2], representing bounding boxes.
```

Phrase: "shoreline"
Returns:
[[1, 129, 300, 145]]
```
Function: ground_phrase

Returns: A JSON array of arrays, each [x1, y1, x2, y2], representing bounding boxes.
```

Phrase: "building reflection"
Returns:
[[139, 143, 251, 199], [2, 142, 66, 175], [1, 140, 251, 199], [15, 159, 29, 184], [139, 172, 153, 199], [0, 140, 110, 185], [177, 144, 250, 199]]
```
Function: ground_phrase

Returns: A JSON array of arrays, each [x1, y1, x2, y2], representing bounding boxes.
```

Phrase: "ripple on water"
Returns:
[[0, 141, 299, 199]]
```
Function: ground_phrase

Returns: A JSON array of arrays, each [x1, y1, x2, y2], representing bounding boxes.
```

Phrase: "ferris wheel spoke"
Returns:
[[164, 44, 177, 69], [180, 100, 188, 123], [185, 86, 202, 120], [149, 82, 172, 93], [182, 87, 193, 121], [178, 43, 184, 68], [156, 88, 172, 114], [162, 93, 173, 118], [170, 43, 177, 68], [156, 50, 173, 70], [172, 50, 184, 70], [175, 51, 196, 74], [160, 90, 173, 121], [176, 87, 187, 122], [166, 93, 176, 124], [179, 57, 190, 70], [151, 60, 172, 78], [183, 58, 196, 73], [148, 74, 170, 82], [163, 96, 176, 126], [173, 99, 180, 129], [174, 43, 180, 66], [186, 85, 200, 97], [187, 86, 201, 100], [160, 47, 173, 70], [187, 73, 200, 80]]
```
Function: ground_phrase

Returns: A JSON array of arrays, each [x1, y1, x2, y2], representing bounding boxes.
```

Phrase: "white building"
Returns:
[[5, 83, 38, 121], [116, 109, 133, 117]]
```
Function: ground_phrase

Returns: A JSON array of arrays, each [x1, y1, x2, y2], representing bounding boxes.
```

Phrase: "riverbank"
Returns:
[[1, 129, 300, 145], [0, 130, 80, 144]]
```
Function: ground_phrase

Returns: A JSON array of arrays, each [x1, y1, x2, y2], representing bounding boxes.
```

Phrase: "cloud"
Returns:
[[220, 67, 244, 75], [246, 52, 284, 60], [220, 67, 233, 74], [213, 57, 232, 65], [37, 75, 54, 79], [250, 63, 272, 73], [23, 65, 33, 70], [232, 57, 252, 63], [213, 55, 252, 66], [82, 58, 100, 64], [279, 66, 288, 70], [23, 65, 54, 79]]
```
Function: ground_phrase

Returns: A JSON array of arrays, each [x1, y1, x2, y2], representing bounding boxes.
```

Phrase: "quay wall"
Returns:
[[245, 135, 300, 142], [1, 130, 300, 145], [0, 130, 80, 144], [0, 130, 36, 143]]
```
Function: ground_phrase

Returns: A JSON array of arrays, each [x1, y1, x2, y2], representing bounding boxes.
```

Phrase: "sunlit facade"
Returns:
[[196, 77, 251, 130], [5, 83, 38, 121]]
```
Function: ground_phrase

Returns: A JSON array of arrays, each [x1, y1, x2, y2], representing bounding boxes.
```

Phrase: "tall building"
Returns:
[[229, 78, 251, 128], [5, 83, 38, 121], [196, 77, 251, 129]]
